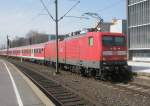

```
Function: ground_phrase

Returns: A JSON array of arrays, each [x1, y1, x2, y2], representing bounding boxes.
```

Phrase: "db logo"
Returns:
[[113, 47, 117, 50]]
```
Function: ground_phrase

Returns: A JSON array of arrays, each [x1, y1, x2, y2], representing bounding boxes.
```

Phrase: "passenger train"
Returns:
[[0, 30, 130, 80]]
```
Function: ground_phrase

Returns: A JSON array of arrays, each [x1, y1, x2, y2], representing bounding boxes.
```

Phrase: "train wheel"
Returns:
[[119, 67, 133, 82], [84, 68, 92, 77], [80, 68, 86, 77], [100, 73, 106, 81], [91, 69, 96, 77], [95, 69, 106, 80]]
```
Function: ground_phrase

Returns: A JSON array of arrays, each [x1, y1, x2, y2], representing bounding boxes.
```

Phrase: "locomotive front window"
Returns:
[[103, 36, 125, 46], [102, 36, 113, 46], [115, 37, 125, 46]]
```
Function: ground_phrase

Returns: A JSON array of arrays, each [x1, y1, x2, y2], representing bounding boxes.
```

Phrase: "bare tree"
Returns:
[[10, 30, 49, 48]]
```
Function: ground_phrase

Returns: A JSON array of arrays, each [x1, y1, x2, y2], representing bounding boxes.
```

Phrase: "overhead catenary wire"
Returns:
[[58, 1, 80, 21], [20, 0, 122, 31], [1, 0, 125, 50], [64, 16, 89, 20], [40, 0, 55, 21]]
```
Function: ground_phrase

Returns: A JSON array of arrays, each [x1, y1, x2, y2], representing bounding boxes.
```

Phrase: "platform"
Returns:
[[0, 59, 54, 106], [128, 61, 150, 77]]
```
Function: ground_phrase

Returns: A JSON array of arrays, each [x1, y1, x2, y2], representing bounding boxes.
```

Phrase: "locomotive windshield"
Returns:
[[103, 36, 125, 46]]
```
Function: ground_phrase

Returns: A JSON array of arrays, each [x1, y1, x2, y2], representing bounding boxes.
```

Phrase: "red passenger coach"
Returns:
[[30, 43, 46, 61], [0, 43, 46, 62], [0, 49, 7, 56], [21, 46, 31, 58]]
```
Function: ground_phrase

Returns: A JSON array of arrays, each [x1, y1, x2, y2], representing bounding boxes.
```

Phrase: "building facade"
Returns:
[[110, 19, 127, 35], [95, 19, 127, 34], [127, 0, 150, 61]]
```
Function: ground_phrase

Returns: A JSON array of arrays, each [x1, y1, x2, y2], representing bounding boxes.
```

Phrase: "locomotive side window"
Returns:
[[89, 37, 94, 46]]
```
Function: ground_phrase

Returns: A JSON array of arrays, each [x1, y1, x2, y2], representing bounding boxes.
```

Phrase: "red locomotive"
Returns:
[[0, 30, 129, 80]]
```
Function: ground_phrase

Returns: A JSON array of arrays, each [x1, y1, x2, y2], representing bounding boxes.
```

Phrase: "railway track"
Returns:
[[11, 60, 95, 106], [5, 58, 150, 106], [114, 82, 150, 97]]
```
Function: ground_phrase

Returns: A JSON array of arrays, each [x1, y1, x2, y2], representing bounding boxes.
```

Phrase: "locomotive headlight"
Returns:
[[124, 57, 127, 60]]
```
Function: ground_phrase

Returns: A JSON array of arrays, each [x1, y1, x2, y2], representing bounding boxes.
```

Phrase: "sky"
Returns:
[[0, 0, 126, 46]]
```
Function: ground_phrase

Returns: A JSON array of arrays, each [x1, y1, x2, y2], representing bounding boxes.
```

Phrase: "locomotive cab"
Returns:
[[97, 33, 130, 81], [102, 34, 127, 66]]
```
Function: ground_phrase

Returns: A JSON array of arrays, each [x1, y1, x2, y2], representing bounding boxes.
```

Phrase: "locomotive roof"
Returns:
[[64, 31, 125, 40]]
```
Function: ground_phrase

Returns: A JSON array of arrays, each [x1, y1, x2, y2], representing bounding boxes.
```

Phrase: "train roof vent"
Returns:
[[67, 28, 97, 37], [68, 30, 81, 36], [80, 28, 96, 34]]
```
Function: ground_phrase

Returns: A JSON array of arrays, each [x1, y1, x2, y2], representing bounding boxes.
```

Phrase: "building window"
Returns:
[[89, 37, 94, 46]]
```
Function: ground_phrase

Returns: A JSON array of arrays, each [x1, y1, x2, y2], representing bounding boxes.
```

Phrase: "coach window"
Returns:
[[89, 37, 94, 46], [34, 49, 36, 53]]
